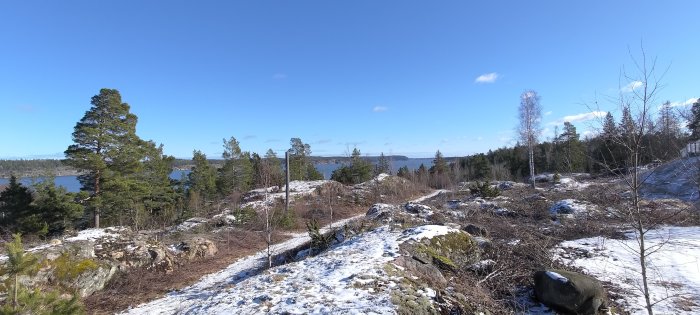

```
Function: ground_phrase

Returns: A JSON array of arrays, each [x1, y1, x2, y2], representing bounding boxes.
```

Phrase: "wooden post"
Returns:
[[285, 151, 290, 214]]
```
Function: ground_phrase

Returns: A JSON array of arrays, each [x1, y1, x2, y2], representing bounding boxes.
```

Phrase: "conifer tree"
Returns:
[[0, 234, 39, 310], [0, 176, 33, 229], [217, 137, 253, 195], [687, 98, 700, 140], [374, 152, 391, 175], [64, 89, 141, 228]]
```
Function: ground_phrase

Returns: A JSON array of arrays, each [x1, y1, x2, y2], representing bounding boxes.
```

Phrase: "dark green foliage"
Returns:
[[64, 89, 176, 228], [330, 148, 373, 184], [185, 150, 217, 218], [216, 137, 254, 195], [0, 176, 33, 229], [306, 219, 334, 253], [555, 122, 585, 172], [374, 152, 392, 175], [429, 150, 451, 188], [0, 234, 85, 314], [396, 166, 411, 178], [469, 181, 500, 198], [689, 98, 700, 140], [288, 138, 323, 181]]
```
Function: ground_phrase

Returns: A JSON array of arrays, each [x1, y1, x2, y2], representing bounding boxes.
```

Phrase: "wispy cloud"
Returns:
[[272, 73, 287, 80], [243, 135, 257, 140], [544, 111, 553, 116], [265, 139, 281, 143], [670, 98, 698, 107], [373, 106, 389, 112], [474, 72, 499, 84], [549, 111, 607, 126], [621, 81, 643, 93]]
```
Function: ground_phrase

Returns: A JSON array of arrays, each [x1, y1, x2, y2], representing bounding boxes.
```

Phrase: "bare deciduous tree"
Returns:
[[518, 90, 543, 188], [594, 47, 678, 315]]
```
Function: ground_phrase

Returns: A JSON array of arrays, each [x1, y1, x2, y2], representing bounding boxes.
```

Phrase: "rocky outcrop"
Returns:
[[534, 269, 606, 315], [1, 227, 220, 297]]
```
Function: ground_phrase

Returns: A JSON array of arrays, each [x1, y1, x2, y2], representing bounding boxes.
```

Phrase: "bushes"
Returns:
[[469, 181, 500, 198], [306, 219, 335, 253]]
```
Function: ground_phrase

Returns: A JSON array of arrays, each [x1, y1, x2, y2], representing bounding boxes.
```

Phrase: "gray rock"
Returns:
[[463, 224, 488, 237], [534, 269, 606, 315], [394, 256, 447, 286]]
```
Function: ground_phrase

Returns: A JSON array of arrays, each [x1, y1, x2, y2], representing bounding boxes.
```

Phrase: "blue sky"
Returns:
[[1, 1, 698, 159]]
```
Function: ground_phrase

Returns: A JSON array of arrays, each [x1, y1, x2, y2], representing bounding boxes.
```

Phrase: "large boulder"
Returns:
[[176, 237, 218, 260], [534, 269, 605, 315]]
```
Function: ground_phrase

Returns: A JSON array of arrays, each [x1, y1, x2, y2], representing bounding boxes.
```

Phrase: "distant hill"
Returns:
[[0, 159, 76, 178]]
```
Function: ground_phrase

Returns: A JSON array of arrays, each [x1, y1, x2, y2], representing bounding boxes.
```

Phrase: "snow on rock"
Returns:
[[365, 203, 399, 220], [370, 173, 390, 182], [404, 202, 434, 218], [553, 177, 590, 191], [554, 226, 700, 314], [549, 199, 590, 216], [122, 224, 456, 314], [241, 180, 332, 209], [640, 157, 700, 201], [284, 180, 331, 193], [545, 271, 569, 283], [64, 227, 125, 242], [0, 227, 127, 262], [169, 217, 209, 232]]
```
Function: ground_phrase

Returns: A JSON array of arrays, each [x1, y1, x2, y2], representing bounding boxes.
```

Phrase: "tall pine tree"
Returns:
[[64, 89, 140, 228]]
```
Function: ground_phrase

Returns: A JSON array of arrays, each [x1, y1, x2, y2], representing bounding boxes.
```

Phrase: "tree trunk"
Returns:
[[13, 274, 18, 310], [528, 140, 536, 189], [94, 170, 101, 228]]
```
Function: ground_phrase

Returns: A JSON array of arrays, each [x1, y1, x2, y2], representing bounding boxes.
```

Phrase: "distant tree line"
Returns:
[[390, 98, 698, 187]]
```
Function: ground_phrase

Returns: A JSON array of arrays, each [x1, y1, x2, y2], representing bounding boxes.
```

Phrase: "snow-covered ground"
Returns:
[[640, 157, 700, 201], [411, 189, 447, 203], [121, 224, 458, 314], [554, 226, 700, 314], [242, 180, 331, 209]]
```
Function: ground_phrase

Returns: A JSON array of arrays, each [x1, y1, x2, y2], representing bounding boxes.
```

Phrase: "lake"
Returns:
[[0, 158, 437, 193]]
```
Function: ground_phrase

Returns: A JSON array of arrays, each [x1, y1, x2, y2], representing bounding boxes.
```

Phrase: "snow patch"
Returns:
[[545, 271, 569, 283], [123, 224, 455, 314], [554, 226, 700, 314]]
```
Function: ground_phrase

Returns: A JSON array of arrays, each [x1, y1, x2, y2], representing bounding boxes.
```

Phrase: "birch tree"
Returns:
[[518, 90, 543, 188]]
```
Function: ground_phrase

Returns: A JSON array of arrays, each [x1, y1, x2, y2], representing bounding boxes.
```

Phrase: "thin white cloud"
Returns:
[[474, 72, 499, 84], [621, 80, 643, 93], [544, 111, 553, 116], [670, 98, 699, 107], [373, 106, 389, 112], [272, 73, 287, 80], [548, 111, 607, 126]]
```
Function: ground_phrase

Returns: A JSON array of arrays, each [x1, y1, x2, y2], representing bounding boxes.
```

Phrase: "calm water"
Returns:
[[0, 158, 436, 193]]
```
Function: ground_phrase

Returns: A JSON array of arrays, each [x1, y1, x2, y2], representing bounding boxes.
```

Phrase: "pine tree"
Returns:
[[64, 89, 142, 228], [687, 98, 700, 140], [620, 105, 637, 145], [0, 176, 33, 229], [217, 137, 253, 195], [263, 149, 285, 187], [186, 150, 217, 216], [557, 122, 585, 172], [31, 179, 83, 235], [288, 138, 323, 180], [0, 234, 39, 311], [602, 112, 617, 139], [396, 166, 410, 178], [374, 152, 391, 175]]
